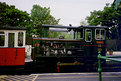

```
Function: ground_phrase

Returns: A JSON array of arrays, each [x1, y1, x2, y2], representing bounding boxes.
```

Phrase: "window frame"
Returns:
[[8, 33, 15, 47], [85, 29, 92, 42], [95, 29, 105, 40], [18, 32, 24, 47], [75, 29, 84, 40]]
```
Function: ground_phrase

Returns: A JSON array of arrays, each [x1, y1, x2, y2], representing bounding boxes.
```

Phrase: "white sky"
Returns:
[[0, 0, 114, 26]]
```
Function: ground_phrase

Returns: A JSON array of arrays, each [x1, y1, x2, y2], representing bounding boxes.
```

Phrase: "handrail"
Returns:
[[97, 53, 121, 81]]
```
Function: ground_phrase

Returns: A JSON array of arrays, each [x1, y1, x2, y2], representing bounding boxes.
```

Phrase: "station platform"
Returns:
[[0, 72, 121, 81]]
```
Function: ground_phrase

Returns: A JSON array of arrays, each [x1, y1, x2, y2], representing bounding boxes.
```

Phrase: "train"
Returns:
[[0, 25, 107, 72], [32, 24, 107, 72]]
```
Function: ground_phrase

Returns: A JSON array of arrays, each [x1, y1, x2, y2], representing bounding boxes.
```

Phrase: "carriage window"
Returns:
[[75, 29, 83, 39], [77, 32, 81, 38], [0, 32, 5, 46], [78, 29, 83, 39], [8, 33, 15, 47], [18, 32, 23, 46], [96, 29, 105, 40], [85, 29, 92, 42]]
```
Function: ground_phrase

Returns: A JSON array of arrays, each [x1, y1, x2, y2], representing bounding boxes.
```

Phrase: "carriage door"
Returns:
[[84, 29, 92, 57], [6, 33, 16, 65]]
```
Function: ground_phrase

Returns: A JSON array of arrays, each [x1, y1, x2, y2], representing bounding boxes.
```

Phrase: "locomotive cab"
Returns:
[[81, 26, 107, 68], [73, 26, 106, 58], [0, 26, 26, 66]]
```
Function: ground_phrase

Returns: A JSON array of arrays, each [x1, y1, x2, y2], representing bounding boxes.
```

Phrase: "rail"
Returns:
[[97, 52, 121, 81]]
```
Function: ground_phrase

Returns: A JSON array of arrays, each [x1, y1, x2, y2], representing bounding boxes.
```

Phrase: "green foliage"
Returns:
[[30, 5, 60, 37], [48, 31, 73, 39], [0, 2, 30, 27], [86, 4, 121, 39], [61, 32, 73, 39], [49, 31, 61, 38], [0, 2, 60, 37]]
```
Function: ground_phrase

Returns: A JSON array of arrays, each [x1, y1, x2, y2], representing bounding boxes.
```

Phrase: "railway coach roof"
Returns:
[[0, 26, 26, 30], [79, 25, 107, 29], [42, 24, 107, 29]]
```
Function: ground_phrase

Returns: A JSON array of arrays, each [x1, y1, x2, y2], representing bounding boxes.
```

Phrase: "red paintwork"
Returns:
[[15, 48, 25, 65], [0, 48, 6, 66], [34, 44, 40, 47], [83, 45, 105, 47], [97, 41, 104, 44], [0, 48, 25, 66]]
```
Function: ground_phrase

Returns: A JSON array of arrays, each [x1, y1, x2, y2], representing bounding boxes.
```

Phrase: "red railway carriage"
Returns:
[[0, 26, 26, 66]]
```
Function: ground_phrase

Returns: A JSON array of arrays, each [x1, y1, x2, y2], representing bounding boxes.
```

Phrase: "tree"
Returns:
[[0, 2, 30, 27], [80, 19, 88, 26], [30, 5, 60, 37], [86, 4, 121, 39]]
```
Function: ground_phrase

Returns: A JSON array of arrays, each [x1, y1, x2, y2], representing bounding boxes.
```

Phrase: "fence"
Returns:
[[97, 53, 121, 81]]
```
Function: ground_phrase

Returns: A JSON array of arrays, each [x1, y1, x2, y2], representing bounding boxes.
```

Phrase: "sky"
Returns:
[[0, 0, 114, 26]]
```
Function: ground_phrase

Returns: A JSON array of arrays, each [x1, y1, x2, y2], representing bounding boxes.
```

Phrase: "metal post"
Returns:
[[98, 54, 102, 81], [97, 52, 121, 81]]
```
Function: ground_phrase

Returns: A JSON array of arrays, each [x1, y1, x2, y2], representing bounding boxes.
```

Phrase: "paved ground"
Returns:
[[0, 72, 121, 81]]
